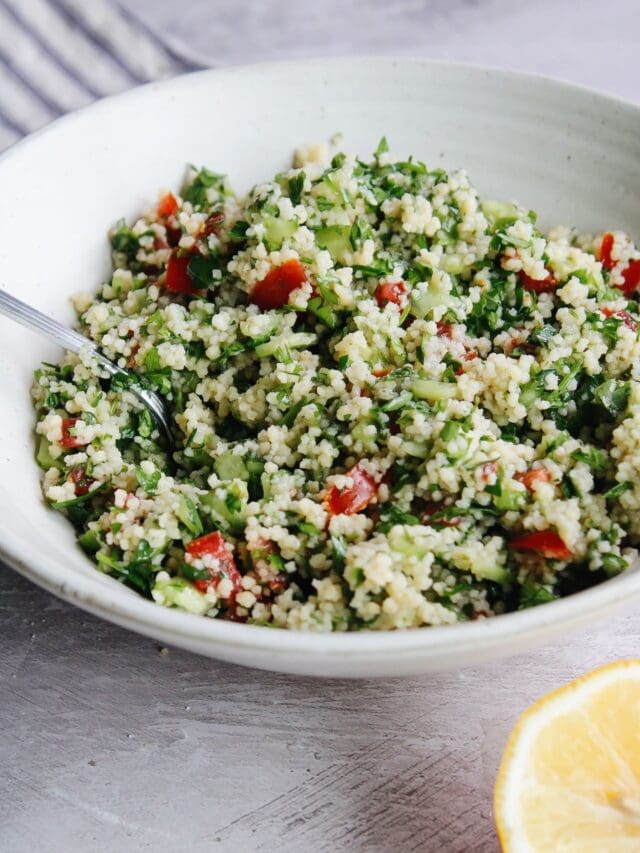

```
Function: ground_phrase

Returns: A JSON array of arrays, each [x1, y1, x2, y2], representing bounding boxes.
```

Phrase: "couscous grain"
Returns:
[[31, 140, 640, 630]]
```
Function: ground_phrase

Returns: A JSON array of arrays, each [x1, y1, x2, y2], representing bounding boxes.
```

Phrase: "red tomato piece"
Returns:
[[455, 350, 477, 374], [436, 321, 453, 338], [600, 232, 615, 270], [250, 259, 307, 310], [266, 574, 287, 594], [601, 307, 638, 331], [374, 280, 407, 308], [186, 531, 242, 598], [619, 260, 640, 298], [510, 530, 572, 560], [515, 467, 552, 492], [165, 226, 182, 248], [203, 211, 225, 237], [157, 192, 178, 218], [165, 249, 201, 294], [69, 466, 93, 496], [479, 461, 498, 484], [324, 464, 378, 516], [60, 417, 87, 449], [518, 270, 557, 293]]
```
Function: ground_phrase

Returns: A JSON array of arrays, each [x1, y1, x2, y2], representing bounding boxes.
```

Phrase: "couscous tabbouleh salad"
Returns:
[[32, 140, 640, 630]]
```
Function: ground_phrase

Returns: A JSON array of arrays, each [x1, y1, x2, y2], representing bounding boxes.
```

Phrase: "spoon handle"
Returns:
[[0, 288, 173, 442], [0, 289, 120, 376]]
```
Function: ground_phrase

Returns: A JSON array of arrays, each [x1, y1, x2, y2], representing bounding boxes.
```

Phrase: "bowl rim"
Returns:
[[3, 55, 640, 661]]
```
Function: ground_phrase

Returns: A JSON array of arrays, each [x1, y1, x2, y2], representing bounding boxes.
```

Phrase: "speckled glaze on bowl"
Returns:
[[2, 58, 640, 677]]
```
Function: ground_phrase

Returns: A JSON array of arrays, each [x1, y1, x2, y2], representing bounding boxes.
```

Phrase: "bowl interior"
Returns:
[[2, 59, 640, 676]]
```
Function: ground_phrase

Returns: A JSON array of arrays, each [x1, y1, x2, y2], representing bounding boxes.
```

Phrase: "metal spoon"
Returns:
[[0, 289, 173, 442]]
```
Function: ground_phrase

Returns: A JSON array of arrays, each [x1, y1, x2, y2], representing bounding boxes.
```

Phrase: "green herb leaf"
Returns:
[[110, 220, 139, 261], [187, 253, 220, 288], [594, 378, 630, 417], [519, 580, 558, 609], [375, 136, 389, 157], [135, 465, 161, 495], [228, 220, 249, 241], [570, 447, 608, 472], [288, 172, 305, 206], [529, 324, 557, 346], [604, 481, 632, 499]]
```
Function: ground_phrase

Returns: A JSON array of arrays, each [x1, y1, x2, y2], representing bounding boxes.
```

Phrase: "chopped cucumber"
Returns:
[[263, 215, 297, 249], [471, 564, 511, 583], [214, 452, 249, 482], [110, 270, 133, 297], [36, 436, 64, 471], [412, 379, 458, 401], [410, 277, 452, 318], [152, 575, 210, 615], [388, 527, 429, 558], [403, 440, 429, 459], [351, 419, 378, 453], [78, 529, 100, 554], [481, 199, 519, 225], [176, 495, 203, 537], [494, 487, 526, 512], [319, 175, 342, 203], [315, 226, 351, 262], [255, 332, 317, 359], [201, 480, 248, 533], [123, 289, 148, 315], [440, 255, 465, 275]]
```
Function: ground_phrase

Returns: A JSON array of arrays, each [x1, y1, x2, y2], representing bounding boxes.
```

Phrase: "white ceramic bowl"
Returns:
[[2, 58, 640, 677]]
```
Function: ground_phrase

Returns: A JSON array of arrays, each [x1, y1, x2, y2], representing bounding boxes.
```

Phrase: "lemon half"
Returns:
[[495, 660, 640, 852]]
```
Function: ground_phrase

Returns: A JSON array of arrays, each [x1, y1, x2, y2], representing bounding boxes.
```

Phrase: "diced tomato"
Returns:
[[266, 574, 287, 594], [186, 531, 242, 599], [515, 467, 552, 492], [456, 350, 477, 374], [372, 367, 391, 378], [60, 417, 87, 449], [165, 226, 182, 248], [518, 270, 557, 293], [619, 260, 640, 298], [436, 321, 453, 338], [250, 259, 307, 310], [600, 232, 615, 270], [69, 466, 93, 496], [374, 280, 407, 308], [157, 192, 178, 218], [165, 248, 201, 295], [126, 341, 141, 369], [324, 463, 378, 516], [601, 307, 638, 331], [510, 530, 572, 560], [250, 537, 275, 558], [203, 211, 225, 237], [479, 461, 498, 484]]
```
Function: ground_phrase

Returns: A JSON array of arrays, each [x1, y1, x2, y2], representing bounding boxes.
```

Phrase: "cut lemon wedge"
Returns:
[[495, 660, 640, 852]]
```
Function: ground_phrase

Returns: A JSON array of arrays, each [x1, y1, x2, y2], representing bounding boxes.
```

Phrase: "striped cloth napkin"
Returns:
[[0, 0, 198, 151]]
